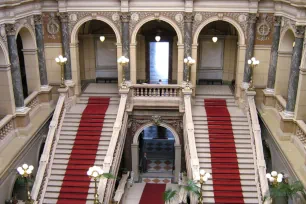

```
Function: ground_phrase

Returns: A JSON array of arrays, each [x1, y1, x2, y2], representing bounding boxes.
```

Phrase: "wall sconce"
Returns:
[[212, 36, 218, 43], [100, 36, 105, 42], [155, 35, 161, 42]]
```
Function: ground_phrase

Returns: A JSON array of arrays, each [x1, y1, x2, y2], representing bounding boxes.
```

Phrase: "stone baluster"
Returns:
[[243, 13, 257, 85], [121, 13, 130, 81], [265, 16, 282, 93], [283, 26, 305, 117], [58, 12, 72, 81], [34, 15, 49, 88], [6, 24, 25, 111], [184, 13, 194, 82]]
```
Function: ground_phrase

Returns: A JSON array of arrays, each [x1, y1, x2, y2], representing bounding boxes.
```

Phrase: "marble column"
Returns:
[[243, 13, 257, 83], [34, 15, 49, 87], [266, 16, 282, 92], [184, 13, 193, 81], [121, 13, 130, 81], [59, 12, 72, 80], [284, 26, 305, 116], [5, 24, 25, 110]]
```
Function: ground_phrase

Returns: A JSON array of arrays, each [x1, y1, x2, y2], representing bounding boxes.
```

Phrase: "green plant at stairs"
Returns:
[[163, 188, 178, 204], [264, 180, 306, 204]]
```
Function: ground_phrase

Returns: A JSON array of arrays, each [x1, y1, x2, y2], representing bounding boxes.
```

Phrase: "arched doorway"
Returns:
[[196, 21, 238, 87], [15, 27, 40, 98], [70, 16, 121, 95], [77, 20, 118, 87], [192, 17, 246, 97], [274, 29, 295, 100], [135, 20, 178, 84], [132, 122, 181, 182]]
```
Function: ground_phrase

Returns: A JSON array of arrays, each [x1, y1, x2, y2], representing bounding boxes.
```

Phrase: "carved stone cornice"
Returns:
[[34, 15, 43, 25], [121, 13, 130, 23], [5, 24, 16, 36], [58, 12, 69, 23], [184, 13, 194, 23], [295, 26, 305, 38], [248, 13, 257, 24], [274, 16, 282, 27]]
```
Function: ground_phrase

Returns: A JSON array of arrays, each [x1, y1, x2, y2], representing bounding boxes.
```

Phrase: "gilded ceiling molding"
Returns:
[[67, 11, 122, 37], [192, 12, 249, 40], [129, 11, 185, 39]]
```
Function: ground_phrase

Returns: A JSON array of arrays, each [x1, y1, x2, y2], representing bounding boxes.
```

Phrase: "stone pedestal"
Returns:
[[58, 86, 69, 98], [65, 80, 75, 98], [262, 89, 276, 107], [38, 86, 53, 103], [14, 107, 31, 128], [278, 112, 294, 140]]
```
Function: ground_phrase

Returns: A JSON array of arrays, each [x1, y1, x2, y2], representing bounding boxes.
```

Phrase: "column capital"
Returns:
[[295, 26, 305, 39], [248, 13, 257, 24], [120, 13, 130, 23], [274, 16, 282, 26], [58, 12, 69, 23], [5, 24, 16, 36], [184, 13, 194, 23], [34, 15, 43, 25]]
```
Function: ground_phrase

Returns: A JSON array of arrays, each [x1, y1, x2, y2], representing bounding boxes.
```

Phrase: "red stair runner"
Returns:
[[139, 183, 166, 204], [56, 97, 110, 204], [204, 99, 244, 204]]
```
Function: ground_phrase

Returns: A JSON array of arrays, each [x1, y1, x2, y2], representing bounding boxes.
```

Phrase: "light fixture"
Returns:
[[87, 166, 104, 204], [266, 171, 283, 187], [100, 36, 105, 42], [155, 35, 161, 42], [195, 169, 211, 203], [17, 164, 34, 204], [183, 56, 195, 89], [117, 56, 130, 88], [55, 55, 68, 88], [247, 57, 259, 91], [212, 36, 218, 43], [293, 41, 295, 47]]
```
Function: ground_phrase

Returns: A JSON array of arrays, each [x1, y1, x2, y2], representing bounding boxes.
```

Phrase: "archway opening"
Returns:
[[139, 125, 175, 182], [77, 20, 118, 87], [135, 20, 178, 84], [197, 21, 238, 88], [275, 29, 295, 100]]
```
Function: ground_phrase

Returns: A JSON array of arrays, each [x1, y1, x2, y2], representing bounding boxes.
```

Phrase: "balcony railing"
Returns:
[[132, 84, 181, 97]]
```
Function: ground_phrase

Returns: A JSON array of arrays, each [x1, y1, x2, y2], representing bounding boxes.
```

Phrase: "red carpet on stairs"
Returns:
[[139, 184, 166, 204], [56, 97, 110, 204], [204, 99, 245, 204]]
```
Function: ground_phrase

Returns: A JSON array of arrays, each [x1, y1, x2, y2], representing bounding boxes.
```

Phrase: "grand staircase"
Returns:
[[192, 86, 259, 203], [42, 84, 119, 203]]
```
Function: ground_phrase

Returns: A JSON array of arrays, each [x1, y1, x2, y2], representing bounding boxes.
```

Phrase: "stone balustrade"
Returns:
[[132, 84, 181, 97], [295, 120, 306, 152], [0, 115, 14, 142], [25, 91, 40, 113], [275, 95, 286, 112]]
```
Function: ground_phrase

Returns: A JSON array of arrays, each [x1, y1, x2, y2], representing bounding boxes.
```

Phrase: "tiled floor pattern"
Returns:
[[147, 159, 173, 172], [142, 177, 172, 184]]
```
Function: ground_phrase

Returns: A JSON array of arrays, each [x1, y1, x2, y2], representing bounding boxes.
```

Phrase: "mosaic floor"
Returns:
[[142, 177, 172, 184], [147, 159, 173, 172]]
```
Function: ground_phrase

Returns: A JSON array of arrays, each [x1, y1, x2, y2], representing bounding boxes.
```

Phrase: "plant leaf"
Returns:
[[163, 189, 177, 202], [102, 173, 116, 179]]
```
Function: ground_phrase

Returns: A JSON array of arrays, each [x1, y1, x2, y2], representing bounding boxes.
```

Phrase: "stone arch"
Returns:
[[15, 25, 37, 49], [131, 122, 181, 182], [279, 28, 295, 52], [70, 16, 121, 44], [0, 39, 9, 65], [193, 16, 245, 45], [132, 122, 180, 145], [131, 16, 183, 45]]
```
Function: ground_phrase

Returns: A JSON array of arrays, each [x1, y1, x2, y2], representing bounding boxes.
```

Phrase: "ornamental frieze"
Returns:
[[128, 11, 185, 40], [256, 14, 273, 41], [192, 12, 249, 40], [67, 11, 122, 36]]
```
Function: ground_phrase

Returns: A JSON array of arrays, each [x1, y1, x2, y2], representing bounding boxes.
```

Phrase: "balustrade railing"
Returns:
[[243, 90, 270, 203], [31, 94, 66, 203], [25, 91, 40, 113], [0, 115, 14, 149], [132, 84, 181, 97], [113, 172, 130, 203]]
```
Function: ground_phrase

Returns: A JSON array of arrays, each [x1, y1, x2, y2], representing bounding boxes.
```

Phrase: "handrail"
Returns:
[[113, 172, 130, 203], [98, 88, 129, 203], [182, 89, 200, 181], [244, 90, 270, 203], [31, 94, 66, 202], [131, 84, 181, 97]]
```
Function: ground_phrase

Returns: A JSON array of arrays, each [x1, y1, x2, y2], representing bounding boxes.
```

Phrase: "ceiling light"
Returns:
[[155, 35, 161, 42], [212, 36, 218, 43], [100, 36, 105, 42]]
